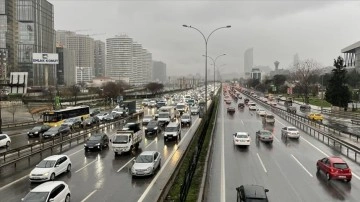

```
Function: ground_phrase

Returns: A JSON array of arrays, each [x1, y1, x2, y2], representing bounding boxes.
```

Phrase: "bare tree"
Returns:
[[25, 104, 35, 121], [290, 59, 322, 104], [69, 85, 81, 105], [6, 102, 19, 123]]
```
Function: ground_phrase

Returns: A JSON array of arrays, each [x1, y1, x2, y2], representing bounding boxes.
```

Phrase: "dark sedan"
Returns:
[[82, 116, 100, 127], [145, 120, 161, 135], [84, 133, 109, 151], [27, 125, 51, 138], [256, 130, 273, 144], [42, 125, 71, 139]]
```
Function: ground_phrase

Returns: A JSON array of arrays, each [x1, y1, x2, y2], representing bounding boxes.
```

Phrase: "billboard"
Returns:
[[32, 53, 59, 64]]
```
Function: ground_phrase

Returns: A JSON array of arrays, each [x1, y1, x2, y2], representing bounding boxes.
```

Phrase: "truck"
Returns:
[[157, 106, 178, 126], [121, 100, 137, 115], [111, 122, 142, 155]]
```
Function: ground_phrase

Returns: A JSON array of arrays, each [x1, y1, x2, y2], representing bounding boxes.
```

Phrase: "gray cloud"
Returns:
[[50, 0, 360, 76]]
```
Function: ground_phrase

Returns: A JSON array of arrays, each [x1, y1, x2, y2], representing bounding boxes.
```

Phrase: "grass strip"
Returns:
[[167, 96, 219, 201]]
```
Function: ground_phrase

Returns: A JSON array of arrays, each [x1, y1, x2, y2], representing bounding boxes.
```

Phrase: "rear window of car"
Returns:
[[315, 114, 321, 116], [333, 163, 348, 169], [237, 135, 248, 138]]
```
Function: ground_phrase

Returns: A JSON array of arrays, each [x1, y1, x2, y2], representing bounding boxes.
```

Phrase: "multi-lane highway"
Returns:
[[206, 91, 360, 202], [0, 108, 200, 202]]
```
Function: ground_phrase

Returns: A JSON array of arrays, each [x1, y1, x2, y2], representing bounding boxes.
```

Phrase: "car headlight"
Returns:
[[154, 127, 158, 130], [34, 132, 38, 134], [144, 127, 147, 130], [95, 143, 100, 146], [52, 134, 55, 136], [43, 172, 49, 176], [84, 144, 87, 146], [131, 167, 135, 172], [146, 167, 152, 171]]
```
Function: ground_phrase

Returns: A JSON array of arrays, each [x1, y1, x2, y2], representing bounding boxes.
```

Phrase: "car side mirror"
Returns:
[[55, 164, 59, 167], [109, 139, 112, 142], [21, 198, 24, 201], [265, 189, 269, 192]]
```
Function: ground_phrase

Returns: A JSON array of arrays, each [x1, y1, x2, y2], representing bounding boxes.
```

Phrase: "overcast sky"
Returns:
[[49, 0, 360, 76]]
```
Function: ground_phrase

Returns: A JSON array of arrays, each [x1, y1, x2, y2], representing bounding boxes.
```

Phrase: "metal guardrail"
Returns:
[[2, 120, 40, 129], [0, 112, 143, 169], [239, 89, 360, 163], [320, 108, 360, 121]]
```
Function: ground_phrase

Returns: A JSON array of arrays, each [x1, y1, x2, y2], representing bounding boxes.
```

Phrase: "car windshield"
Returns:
[[250, 104, 256, 106], [144, 115, 152, 119], [37, 160, 56, 168], [191, 107, 198, 110], [261, 131, 272, 136], [177, 105, 185, 109], [288, 127, 297, 131], [266, 115, 274, 119], [165, 126, 177, 132], [32, 126, 42, 130], [47, 127, 60, 132], [237, 134, 248, 138], [182, 115, 190, 119], [333, 163, 348, 169], [89, 135, 102, 141], [159, 113, 169, 118], [64, 119, 74, 123], [23, 192, 49, 202], [136, 155, 153, 163], [113, 135, 128, 143], [148, 122, 157, 127]]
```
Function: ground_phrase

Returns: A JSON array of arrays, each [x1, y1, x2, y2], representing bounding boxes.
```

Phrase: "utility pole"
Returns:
[[0, 49, 7, 134]]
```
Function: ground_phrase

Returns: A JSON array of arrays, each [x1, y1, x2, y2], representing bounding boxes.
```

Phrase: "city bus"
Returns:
[[42, 105, 90, 127]]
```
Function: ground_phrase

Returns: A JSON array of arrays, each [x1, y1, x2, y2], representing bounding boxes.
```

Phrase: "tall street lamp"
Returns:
[[203, 54, 226, 93], [183, 24, 231, 114]]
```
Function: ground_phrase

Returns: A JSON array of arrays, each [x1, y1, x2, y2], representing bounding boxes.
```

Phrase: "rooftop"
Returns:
[[342, 41, 360, 53]]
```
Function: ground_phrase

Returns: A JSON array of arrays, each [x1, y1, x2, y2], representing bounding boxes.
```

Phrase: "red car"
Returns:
[[316, 156, 352, 182]]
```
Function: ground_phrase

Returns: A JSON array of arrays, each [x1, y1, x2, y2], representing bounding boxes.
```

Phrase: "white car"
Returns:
[[22, 181, 71, 202], [281, 126, 300, 139], [29, 155, 72, 182], [142, 99, 150, 106], [142, 115, 154, 125], [97, 112, 109, 121], [148, 100, 157, 108], [131, 151, 161, 176], [0, 134, 11, 148], [248, 103, 257, 110], [256, 109, 266, 116], [233, 132, 251, 146]]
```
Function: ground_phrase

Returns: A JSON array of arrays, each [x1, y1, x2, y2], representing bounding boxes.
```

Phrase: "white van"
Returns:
[[158, 106, 178, 125], [248, 103, 257, 110], [164, 122, 181, 141]]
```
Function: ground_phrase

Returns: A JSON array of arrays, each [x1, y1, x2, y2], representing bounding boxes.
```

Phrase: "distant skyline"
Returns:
[[49, 1, 360, 76]]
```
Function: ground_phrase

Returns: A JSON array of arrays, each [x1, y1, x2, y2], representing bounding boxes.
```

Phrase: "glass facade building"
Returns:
[[0, 0, 18, 81], [17, 0, 55, 86]]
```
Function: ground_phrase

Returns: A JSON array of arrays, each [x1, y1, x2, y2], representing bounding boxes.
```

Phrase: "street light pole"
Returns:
[[203, 54, 226, 93], [183, 25, 231, 114]]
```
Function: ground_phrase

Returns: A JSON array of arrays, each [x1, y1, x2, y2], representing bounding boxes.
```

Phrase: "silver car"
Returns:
[[281, 126, 300, 139], [131, 151, 161, 177]]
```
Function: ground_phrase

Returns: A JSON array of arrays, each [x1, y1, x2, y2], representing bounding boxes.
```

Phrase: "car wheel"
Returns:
[[67, 164, 71, 172], [65, 194, 71, 202], [345, 179, 351, 183], [316, 165, 320, 173], [326, 173, 331, 181], [6, 141, 10, 147], [50, 173, 55, 181]]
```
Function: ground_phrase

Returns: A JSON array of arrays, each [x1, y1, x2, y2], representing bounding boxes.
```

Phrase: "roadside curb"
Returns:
[[197, 93, 220, 202]]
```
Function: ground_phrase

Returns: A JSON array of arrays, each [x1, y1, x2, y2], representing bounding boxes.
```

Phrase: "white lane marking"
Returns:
[[75, 158, 98, 173], [144, 139, 156, 149], [221, 97, 226, 202], [68, 148, 84, 157], [276, 118, 285, 126], [241, 120, 244, 125], [257, 153, 267, 173], [273, 135, 280, 143], [117, 157, 135, 173], [137, 117, 201, 202], [300, 137, 330, 157], [0, 175, 28, 191], [80, 189, 97, 202], [352, 173, 360, 180], [291, 154, 313, 177]]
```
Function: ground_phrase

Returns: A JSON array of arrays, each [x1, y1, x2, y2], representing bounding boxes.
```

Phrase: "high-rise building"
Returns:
[[56, 46, 76, 86], [293, 53, 299, 66], [274, 61, 280, 71], [106, 35, 133, 83], [17, 0, 55, 86], [76, 66, 92, 84], [0, 0, 18, 81], [152, 61, 166, 83], [143, 50, 152, 84], [66, 34, 95, 78], [56, 30, 75, 48], [132, 43, 143, 85], [94, 40, 105, 77], [244, 48, 253, 74]]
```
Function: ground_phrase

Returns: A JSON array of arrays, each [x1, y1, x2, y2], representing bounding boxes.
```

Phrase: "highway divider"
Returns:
[[161, 88, 220, 202], [2, 120, 41, 129], [239, 89, 360, 163], [0, 112, 143, 171]]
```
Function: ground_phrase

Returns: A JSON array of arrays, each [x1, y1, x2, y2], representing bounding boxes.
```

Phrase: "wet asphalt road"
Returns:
[[0, 109, 200, 202], [206, 92, 360, 202]]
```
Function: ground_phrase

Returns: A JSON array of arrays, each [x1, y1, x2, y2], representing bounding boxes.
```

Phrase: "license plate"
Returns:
[[338, 176, 346, 178], [32, 177, 40, 179], [88, 147, 93, 148]]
